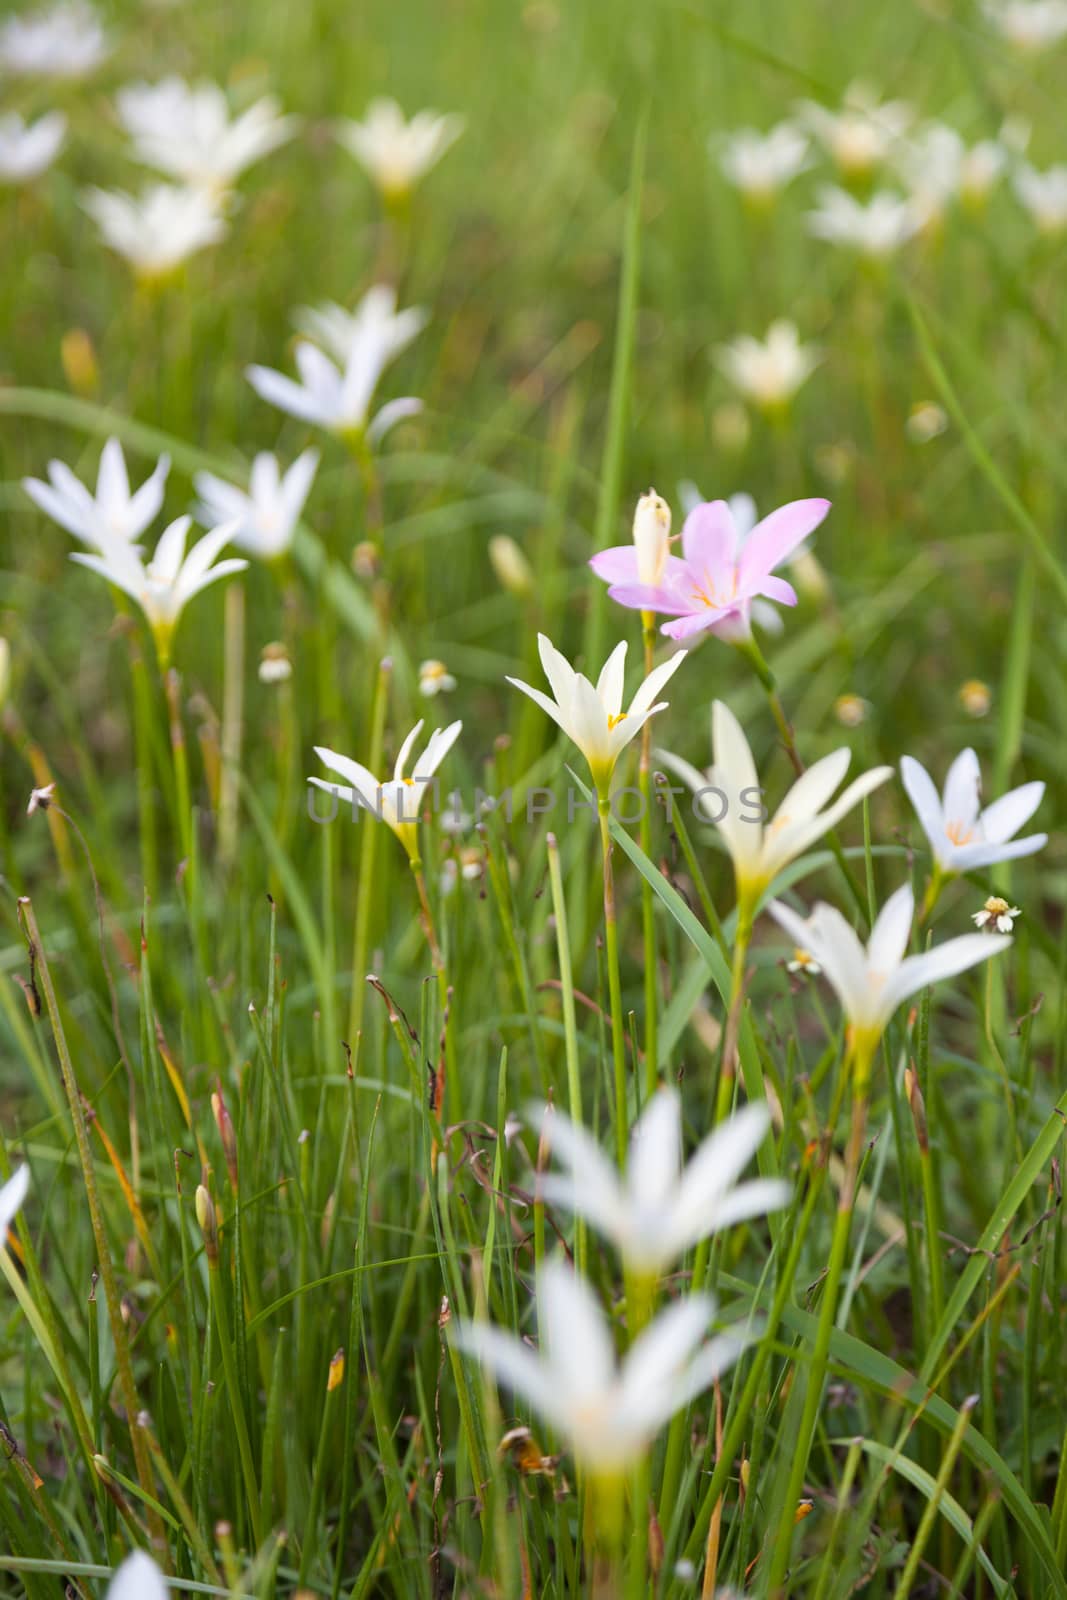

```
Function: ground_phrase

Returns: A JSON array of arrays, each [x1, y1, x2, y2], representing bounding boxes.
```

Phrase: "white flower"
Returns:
[[24, 437, 170, 549], [787, 948, 821, 975], [258, 642, 292, 684], [248, 289, 424, 441], [769, 882, 1011, 1065], [0, 1165, 29, 1239], [194, 448, 318, 561], [806, 185, 924, 258], [892, 123, 965, 223], [900, 749, 1046, 874], [958, 139, 1008, 205], [488, 534, 533, 595], [716, 122, 810, 201], [797, 82, 912, 177], [0, 1, 107, 77], [105, 1552, 168, 1600], [418, 659, 456, 697], [70, 518, 246, 662], [1013, 163, 1067, 233], [716, 321, 820, 411], [533, 1092, 788, 1276], [82, 183, 227, 279], [973, 896, 1021, 934], [454, 1258, 747, 1473], [116, 77, 298, 191], [657, 700, 892, 910], [982, 0, 1067, 50], [0, 111, 65, 183], [336, 97, 464, 199], [310, 720, 462, 858], [507, 633, 685, 795], [294, 283, 428, 368]]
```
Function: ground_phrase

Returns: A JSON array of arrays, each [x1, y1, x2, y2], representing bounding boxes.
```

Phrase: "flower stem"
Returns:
[[764, 1071, 870, 1593], [410, 854, 443, 974], [739, 635, 803, 777], [347, 657, 391, 1047], [639, 614, 659, 1098], [599, 797, 630, 1170], [218, 581, 244, 874], [547, 832, 586, 1277]]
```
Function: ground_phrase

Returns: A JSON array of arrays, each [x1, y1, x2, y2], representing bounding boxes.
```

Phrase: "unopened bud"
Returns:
[[211, 1085, 239, 1194], [327, 1348, 345, 1392], [648, 1499, 665, 1576], [632, 489, 671, 587], [904, 1066, 928, 1153], [352, 540, 381, 580], [195, 1185, 218, 1264], [60, 328, 99, 398], [488, 534, 533, 596]]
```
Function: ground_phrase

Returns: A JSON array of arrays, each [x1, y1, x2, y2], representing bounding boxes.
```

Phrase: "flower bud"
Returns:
[[195, 1184, 218, 1264], [488, 534, 533, 596], [211, 1085, 239, 1194], [632, 489, 671, 587]]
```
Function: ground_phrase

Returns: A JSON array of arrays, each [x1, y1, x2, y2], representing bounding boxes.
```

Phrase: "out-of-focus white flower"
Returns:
[[833, 693, 869, 727], [82, 183, 228, 279], [194, 448, 318, 561], [507, 633, 685, 796], [336, 97, 464, 200], [982, 0, 1067, 51], [973, 896, 1021, 934], [0, 1, 107, 78], [958, 139, 1008, 206], [716, 122, 810, 202], [0, 638, 10, 708], [418, 659, 456, 697], [70, 518, 246, 664], [1013, 163, 1067, 233], [786, 947, 821, 976], [656, 699, 892, 915], [797, 82, 913, 178], [24, 437, 170, 549], [258, 642, 292, 684], [116, 77, 298, 191], [716, 321, 820, 412], [806, 185, 923, 258], [454, 1258, 747, 1473], [533, 1092, 787, 1277], [905, 402, 949, 443], [294, 283, 428, 368], [310, 720, 462, 859], [26, 783, 55, 815], [769, 883, 1011, 1072], [893, 123, 965, 224], [959, 679, 992, 718], [0, 111, 65, 183], [0, 1165, 29, 1240], [248, 286, 424, 442], [900, 748, 1046, 874], [105, 1552, 168, 1600]]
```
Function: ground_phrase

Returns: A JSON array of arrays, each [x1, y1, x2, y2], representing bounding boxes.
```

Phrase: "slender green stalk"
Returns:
[[546, 832, 586, 1275], [347, 656, 391, 1046], [599, 798, 630, 1170], [639, 615, 659, 1096], [891, 1394, 978, 1600]]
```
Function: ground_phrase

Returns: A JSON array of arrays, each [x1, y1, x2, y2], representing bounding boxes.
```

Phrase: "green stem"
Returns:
[[547, 832, 586, 1277], [639, 615, 658, 1097], [599, 798, 630, 1171], [347, 658, 391, 1047]]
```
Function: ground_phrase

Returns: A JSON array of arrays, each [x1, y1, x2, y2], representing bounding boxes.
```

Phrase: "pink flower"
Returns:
[[590, 496, 830, 642]]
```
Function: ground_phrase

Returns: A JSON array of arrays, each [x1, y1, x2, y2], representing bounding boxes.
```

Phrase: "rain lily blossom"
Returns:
[[454, 1258, 747, 1476], [797, 82, 913, 178], [715, 321, 820, 414], [70, 518, 246, 665], [105, 1552, 168, 1600], [194, 449, 319, 562], [533, 1092, 788, 1279], [247, 292, 423, 445], [982, 0, 1067, 50], [310, 720, 462, 861], [657, 699, 892, 922], [82, 183, 227, 280], [900, 749, 1046, 881], [24, 437, 170, 550], [294, 283, 428, 368], [336, 98, 464, 202], [1013, 163, 1067, 234], [769, 883, 1011, 1079], [0, 1, 107, 77], [716, 122, 810, 203], [598, 495, 830, 644], [958, 139, 1009, 208], [0, 111, 66, 183], [974, 896, 1022, 934], [806, 186, 924, 258], [1, 1165, 29, 1241], [506, 634, 684, 798], [116, 77, 298, 192]]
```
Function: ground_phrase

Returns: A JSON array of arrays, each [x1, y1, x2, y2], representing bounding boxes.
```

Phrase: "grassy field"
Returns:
[[3, 0, 1067, 1596]]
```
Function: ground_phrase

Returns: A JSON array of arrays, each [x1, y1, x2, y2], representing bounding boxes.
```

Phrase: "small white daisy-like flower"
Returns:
[[833, 693, 869, 728], [959, 679, 992, 718], [27, 782, 56, 815], [973, 897, 1022, 934], [418, 658, 457, 697], [786, 947, 822, 976], [258, 642, 292, 684]]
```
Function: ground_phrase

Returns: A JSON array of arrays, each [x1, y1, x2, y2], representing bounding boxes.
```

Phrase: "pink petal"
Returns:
[[738, 498, 830, 585], [756, 574, 798, 606], [681, 500, 737, 570], [662, 610, 717, 641], [608, 583, 693, 616], [589, 545, 640, 585]]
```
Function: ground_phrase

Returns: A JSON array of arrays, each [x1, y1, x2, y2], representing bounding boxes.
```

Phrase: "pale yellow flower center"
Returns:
[[945, 819, 976, 846]]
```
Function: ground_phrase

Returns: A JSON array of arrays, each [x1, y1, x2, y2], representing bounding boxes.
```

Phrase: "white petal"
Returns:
[[595, 640, 628, 719], [627, 1088, 682, 1212], [538, 1259, 615, 1398], [106, 1552, 168, 1600], [866, 883, 914, 975], [978, 781, 1044, 845], [0, 1165, 29, 1236], [951, 834, 1048, 871], [883, 933, 1011, 1016], [900, 754, 944, 836], [942, 747, 982, 829], [412, 720, 462, 781], [392, 721, 425, 783], [627, 649, 686, 719]]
